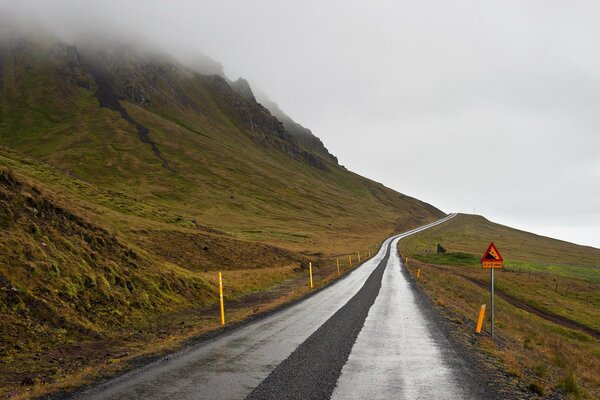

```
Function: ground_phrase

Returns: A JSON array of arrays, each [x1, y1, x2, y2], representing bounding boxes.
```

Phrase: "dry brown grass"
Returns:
[[402, 254, 600, 399], [0, 165, 380, 399], [2, 200, 374, 400]]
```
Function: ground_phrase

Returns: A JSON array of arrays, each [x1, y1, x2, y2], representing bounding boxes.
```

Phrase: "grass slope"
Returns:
[[0, 37, 444, 254], [401, 214, 600, 272], [400, 214, 600, 398], [0, 166, 318, 398]]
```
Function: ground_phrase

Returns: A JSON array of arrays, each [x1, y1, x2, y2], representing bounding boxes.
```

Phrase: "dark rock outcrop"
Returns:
[[253, 87, 339, 165], [230, 78, 256, 102], [208, 75, 331, 171]]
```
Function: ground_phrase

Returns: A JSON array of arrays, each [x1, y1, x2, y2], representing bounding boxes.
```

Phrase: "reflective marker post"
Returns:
[[476, 304, 486, 333], [218, 272, 225, 325]]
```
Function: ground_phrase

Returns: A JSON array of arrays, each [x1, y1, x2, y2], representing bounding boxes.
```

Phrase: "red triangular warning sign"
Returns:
[[481, 242, 503, 262]]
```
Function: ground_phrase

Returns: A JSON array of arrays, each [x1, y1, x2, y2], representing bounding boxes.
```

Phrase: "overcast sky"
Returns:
[[2, 0, 600, 248]]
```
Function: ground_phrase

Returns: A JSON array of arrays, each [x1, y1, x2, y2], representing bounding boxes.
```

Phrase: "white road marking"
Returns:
[[332, 229, 467, 399]]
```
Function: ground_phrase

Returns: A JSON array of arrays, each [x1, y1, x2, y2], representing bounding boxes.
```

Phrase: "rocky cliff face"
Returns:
[[211, 75, 332, 171], [230, 77, 256, 102], [253, 88, 339, 165], [77, 42, 336, 171], [0, 34, 444, 231]]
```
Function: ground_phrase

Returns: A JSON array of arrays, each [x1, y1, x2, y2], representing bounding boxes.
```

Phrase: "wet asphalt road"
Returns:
[[245, 241, 393, 400], [331, 234, 486, 400], [72, 214, 494, 400]]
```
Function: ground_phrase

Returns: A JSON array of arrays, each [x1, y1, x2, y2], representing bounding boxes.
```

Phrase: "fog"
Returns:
[[1, 0, 599, 248]]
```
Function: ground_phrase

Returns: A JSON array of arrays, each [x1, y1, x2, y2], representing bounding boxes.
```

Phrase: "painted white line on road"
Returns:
[[331, 232, 467, 400]]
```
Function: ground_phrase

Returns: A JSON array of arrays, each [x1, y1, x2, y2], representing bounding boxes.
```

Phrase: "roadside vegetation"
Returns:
[[0, 158, 386, 399], [0, 166, 266, 397], [400, 214, 600, 399]]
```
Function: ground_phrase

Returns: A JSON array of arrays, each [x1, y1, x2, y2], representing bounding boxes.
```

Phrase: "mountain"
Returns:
[[0, 34, 444, 245], [0, 33, 444, 397]]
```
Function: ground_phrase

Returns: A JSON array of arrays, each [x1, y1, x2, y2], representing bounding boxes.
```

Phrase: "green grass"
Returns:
[[0, 166, 312, 398], [413, 252, 480, 266], [1, 50, 443, 254], [504, 261, 600, 284], [402, 255, 600, 398]]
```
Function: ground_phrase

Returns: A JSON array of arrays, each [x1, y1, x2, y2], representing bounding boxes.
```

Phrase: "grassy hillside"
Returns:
[[0, 164, 320, 398], [0, 36, 443, 254], [400, 214, 600, 398], [0, 150, 385, 398], [401, 213, 600, 268]]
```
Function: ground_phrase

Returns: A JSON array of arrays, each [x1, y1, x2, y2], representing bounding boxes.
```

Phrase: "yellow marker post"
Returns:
[[357, 252, 361, 262], [218, 272, 225, 325], [336, 258, 340, 276], [416, 268, 421, 279], [309, 261, 313, 289], [476, 304, 486, 333], [348, 255, 352, 267]]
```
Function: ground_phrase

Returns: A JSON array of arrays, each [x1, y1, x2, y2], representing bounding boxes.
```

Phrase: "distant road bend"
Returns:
[[73, 213, 494, 400]]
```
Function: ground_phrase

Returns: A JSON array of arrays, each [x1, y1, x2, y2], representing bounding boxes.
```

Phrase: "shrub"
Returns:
[[559, 372, 581, 397], [0, 168, 17, 186], [533, 364, 547, 378], [528, 382, 544, 396]]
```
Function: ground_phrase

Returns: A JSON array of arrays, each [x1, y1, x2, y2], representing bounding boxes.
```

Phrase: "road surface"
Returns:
[[72, 213, 495, 400]]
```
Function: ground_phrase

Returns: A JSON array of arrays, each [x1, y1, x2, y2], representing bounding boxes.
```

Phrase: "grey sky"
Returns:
[[2, 0, 600, 248]]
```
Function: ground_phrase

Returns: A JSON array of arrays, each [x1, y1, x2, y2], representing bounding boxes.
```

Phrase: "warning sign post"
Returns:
[[481, 242, 503, 339], [482, 242, 503, 269]]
